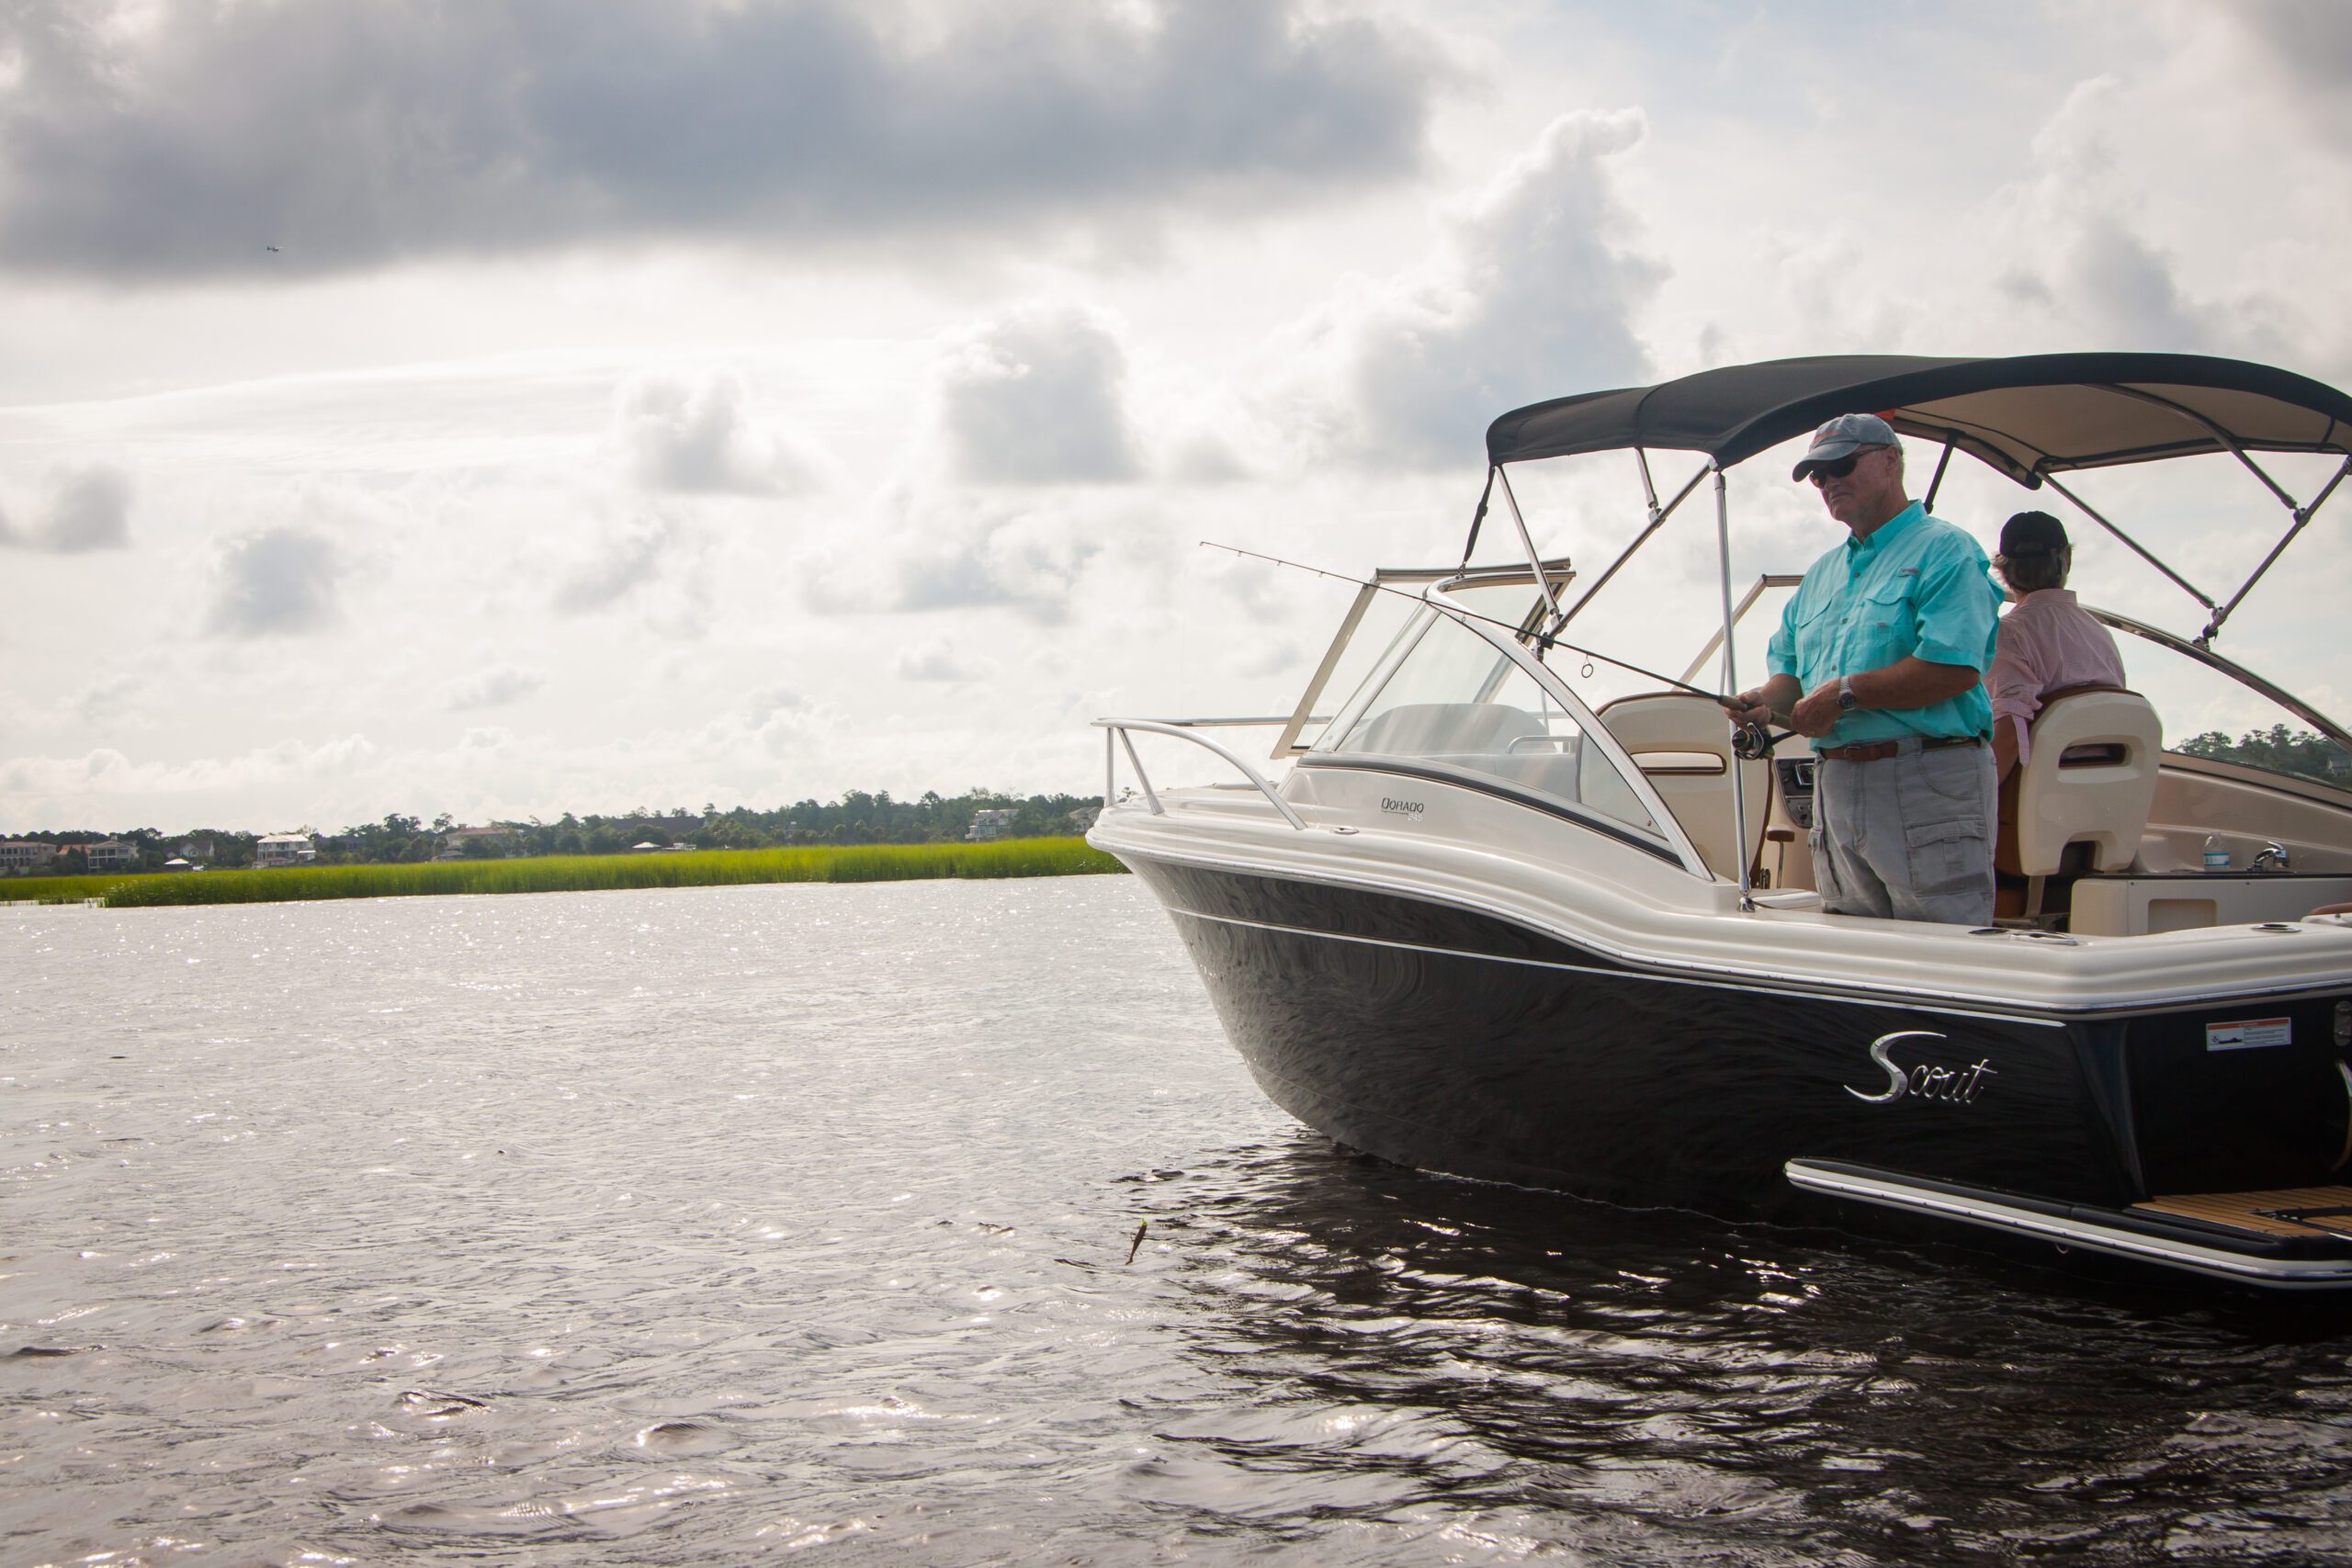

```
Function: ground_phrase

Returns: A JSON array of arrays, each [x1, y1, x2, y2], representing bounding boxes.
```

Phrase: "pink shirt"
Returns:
[[1990, 589, 2127, 765]]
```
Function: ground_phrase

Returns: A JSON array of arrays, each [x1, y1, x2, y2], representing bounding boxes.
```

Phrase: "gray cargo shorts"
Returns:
[[1810, 738, 1996, 925]]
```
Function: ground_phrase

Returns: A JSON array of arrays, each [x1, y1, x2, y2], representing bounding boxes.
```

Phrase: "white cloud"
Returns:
[[936, 305, 1144, 484], [1272, 110, 1662, 468], [551, 513, 699, 616], [1983, 77, 2286, 358], [0, 733, 379, 807], [72, 672, 142, 725], [796, 486, 1114, 626], [1165, 434, 1251, 483], [743, 685, 807, 725], [612, 368, 829, 495], [204, 525, 344, 637], [894, 505, 1105, 623], [0, 462, 134, 551], [443, 664, 546, 711], [0, 0, 1442, 281], [2215, 1, 2352, 152], [893, 635, 996, 683]]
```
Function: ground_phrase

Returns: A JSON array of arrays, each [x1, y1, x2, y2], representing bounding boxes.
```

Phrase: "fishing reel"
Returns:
[[1731, 722, 1791, 761]]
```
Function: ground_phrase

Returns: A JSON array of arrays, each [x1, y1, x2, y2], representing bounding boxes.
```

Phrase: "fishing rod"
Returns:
[[1201, 541, 1797, 758]]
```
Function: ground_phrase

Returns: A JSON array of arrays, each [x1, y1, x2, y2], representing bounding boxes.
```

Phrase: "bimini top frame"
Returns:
[[1473, 352, 2352, 908], [1485, 353, 2352, 479], [1482, 352, 2352, 649]]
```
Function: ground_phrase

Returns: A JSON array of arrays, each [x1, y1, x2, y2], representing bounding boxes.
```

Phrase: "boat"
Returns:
[[1089, 353, 2352, 1291]]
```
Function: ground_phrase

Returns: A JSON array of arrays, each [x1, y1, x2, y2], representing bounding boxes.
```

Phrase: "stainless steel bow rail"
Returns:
[[1092, 718, 1310, 830]]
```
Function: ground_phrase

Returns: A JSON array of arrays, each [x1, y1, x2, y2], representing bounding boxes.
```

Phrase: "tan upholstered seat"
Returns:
[[1999, 686, 2164, 877], [1350, 702, 1543, 756], [1597, 693, 1772, 880]]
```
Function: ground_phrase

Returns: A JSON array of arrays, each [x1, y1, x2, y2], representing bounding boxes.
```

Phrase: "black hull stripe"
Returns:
[[1122, 844, 2351, 1022], [1165, 903, 2067, 1028]]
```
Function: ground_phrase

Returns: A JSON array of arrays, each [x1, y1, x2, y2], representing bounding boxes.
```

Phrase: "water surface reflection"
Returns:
[[3, 880, 2348, 1565], [1125, 1139, 2352, 1564]]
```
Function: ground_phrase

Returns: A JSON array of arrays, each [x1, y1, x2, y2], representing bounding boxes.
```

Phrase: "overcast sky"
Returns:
[[4, 0, 2348, 833]]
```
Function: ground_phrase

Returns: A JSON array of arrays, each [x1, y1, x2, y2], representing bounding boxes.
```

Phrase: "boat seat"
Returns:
[[1349, 703, 1595, 807], [1597, 692, 1772, 881], [1350, 702, 1544, 757], [1996, 685, 2163, 881]]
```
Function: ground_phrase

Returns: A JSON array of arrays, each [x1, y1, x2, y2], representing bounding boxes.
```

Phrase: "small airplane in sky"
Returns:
[[265, 244, 278, 252]]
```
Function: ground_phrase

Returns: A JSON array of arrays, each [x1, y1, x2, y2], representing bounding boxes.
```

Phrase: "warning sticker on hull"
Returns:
[[2207, 1017, 2292, 1052]]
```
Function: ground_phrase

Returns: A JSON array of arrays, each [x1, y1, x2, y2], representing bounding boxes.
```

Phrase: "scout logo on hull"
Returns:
[[1847, 1030, 1997, 1105]]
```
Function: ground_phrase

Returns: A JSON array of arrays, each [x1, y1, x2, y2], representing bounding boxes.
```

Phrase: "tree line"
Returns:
[[4, 788, 1102, 874], [2175, 725, 2352, 786]]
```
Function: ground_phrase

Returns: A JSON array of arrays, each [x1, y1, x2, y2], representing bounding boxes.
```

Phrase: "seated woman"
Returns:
[[1989, 511, 2127, 782]]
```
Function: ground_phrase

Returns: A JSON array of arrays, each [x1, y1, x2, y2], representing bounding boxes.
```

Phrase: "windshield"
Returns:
[[1315, 608, 1664, 842], [2096, 620, 2352, 792], [1279, 565, 1569, 755]]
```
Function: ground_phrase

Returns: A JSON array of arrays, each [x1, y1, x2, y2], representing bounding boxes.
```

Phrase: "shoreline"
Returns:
[[2, 838, 1124, 908]]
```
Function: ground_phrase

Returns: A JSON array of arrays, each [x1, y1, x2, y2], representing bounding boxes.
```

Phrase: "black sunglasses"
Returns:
[[1807, 448, 1883, 484]]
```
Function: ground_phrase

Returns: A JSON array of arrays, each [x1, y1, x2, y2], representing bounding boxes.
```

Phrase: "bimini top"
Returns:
[[1485, 353, 2352, 483]]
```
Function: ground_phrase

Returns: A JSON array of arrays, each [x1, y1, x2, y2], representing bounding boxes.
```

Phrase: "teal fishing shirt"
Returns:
[[1765, 502, 2000, 749]]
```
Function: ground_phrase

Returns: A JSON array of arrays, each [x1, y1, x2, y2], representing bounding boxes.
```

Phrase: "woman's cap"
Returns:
[[1998, 510, 2069, 558]]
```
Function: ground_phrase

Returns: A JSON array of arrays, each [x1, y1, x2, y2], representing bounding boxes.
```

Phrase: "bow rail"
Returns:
[[1092, 718, 1310, 830]]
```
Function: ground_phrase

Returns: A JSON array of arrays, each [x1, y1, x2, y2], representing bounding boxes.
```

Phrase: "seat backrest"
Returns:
[[1348, 702, 1543, 757], [1596, 692, 1771, 879], [2008, 686, 2164, 874]]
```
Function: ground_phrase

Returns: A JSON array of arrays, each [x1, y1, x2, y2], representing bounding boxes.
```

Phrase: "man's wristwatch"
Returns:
[[1836, 676, 1860, 712]]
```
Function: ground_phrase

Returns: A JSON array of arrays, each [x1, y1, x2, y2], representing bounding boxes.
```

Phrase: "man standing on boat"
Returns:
[[1724, 413, 2002, 923]]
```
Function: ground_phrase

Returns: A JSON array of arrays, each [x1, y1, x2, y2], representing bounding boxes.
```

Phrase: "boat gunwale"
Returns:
[[1093, 804, 2352, 1023]]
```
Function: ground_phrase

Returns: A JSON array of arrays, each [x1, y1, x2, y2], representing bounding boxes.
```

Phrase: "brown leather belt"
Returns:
[[1815, 735, 1984, 763]]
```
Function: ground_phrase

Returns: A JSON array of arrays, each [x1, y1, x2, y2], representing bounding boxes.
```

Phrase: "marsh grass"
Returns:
[[2, 839, 1124, 909], [0, 874, 125, 905]]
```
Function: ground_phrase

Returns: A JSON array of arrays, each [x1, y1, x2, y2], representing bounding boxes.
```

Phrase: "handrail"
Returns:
[[2088, 606, 2352, 753], [1091, 719, 1311, 830]]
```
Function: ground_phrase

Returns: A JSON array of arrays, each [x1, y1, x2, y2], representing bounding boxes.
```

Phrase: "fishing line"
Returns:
[[1204, 540, 1796, 758], [1200, 538, 1795, 757]]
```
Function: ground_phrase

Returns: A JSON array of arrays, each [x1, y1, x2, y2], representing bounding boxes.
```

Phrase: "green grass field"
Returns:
[[0, 838, 1125, 908]]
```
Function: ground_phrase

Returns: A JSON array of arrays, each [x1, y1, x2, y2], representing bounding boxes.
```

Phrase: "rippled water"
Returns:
[[6, 877, 2351, 1565]]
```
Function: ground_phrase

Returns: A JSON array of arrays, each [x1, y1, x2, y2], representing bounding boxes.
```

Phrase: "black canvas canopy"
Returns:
[[1485, 353, 2352, 482]]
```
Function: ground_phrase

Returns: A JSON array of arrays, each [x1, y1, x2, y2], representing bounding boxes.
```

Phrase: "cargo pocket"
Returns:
[[1809, 820, 1842, 906], [1905, 818, 1987, 898]]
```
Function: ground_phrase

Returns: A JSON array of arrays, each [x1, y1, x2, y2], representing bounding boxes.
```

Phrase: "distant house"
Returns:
[[83, 840, 138, 872], [441, 824, 514, 856], [966, 808, 1020, 842], [0, 840, 58, 873], [255, 832, 317, 868], [176, 838, 214, 863]]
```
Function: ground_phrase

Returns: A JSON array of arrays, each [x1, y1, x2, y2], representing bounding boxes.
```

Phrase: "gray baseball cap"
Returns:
[[1791, 412, 1899, 480]]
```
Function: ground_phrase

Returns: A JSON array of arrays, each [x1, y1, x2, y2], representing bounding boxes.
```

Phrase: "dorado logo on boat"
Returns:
[[1847, 1031, 1997, 1106], [1380, 797, 1425, 818]]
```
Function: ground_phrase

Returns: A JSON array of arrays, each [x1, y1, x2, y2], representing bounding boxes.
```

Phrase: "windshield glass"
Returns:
[[1283, 569, 1567, 754], [2098, 623, 2352, 792], [1316, 610, 1663, 840]]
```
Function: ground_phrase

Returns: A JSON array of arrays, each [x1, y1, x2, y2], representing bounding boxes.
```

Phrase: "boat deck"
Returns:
[[2134, 1186, 2352, 1241]]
